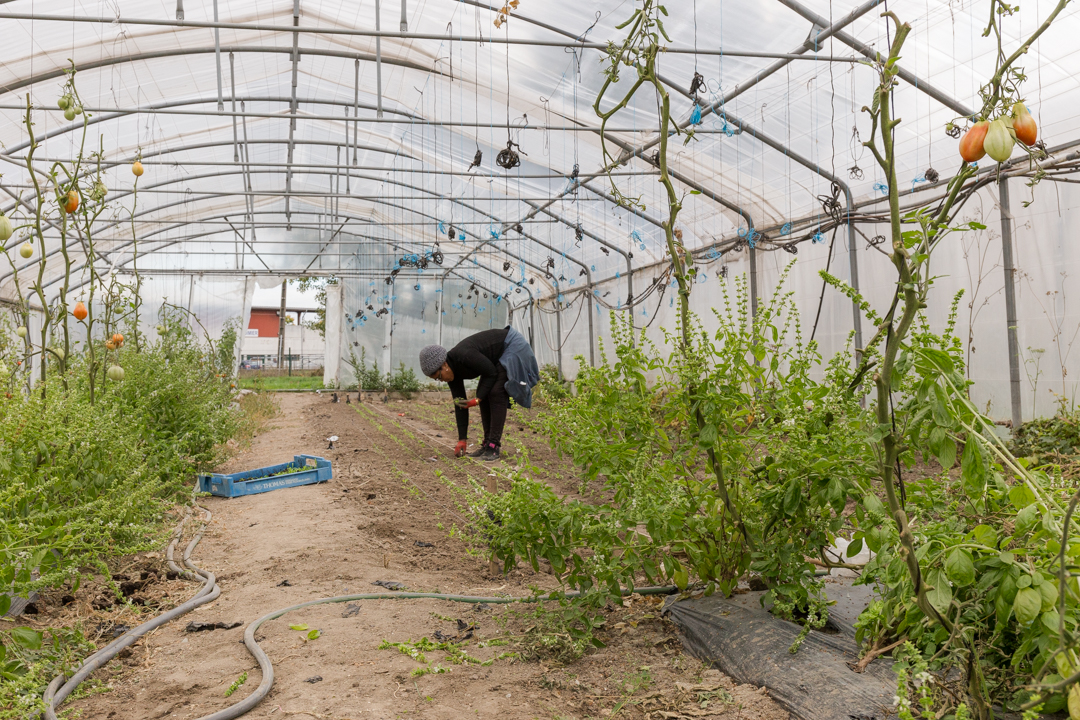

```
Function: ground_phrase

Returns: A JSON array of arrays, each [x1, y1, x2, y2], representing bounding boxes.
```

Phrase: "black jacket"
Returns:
[[446, 327, 510, 439]]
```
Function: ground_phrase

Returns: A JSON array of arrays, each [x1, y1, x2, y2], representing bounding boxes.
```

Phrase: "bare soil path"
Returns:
[[56, 392, 787, 720]]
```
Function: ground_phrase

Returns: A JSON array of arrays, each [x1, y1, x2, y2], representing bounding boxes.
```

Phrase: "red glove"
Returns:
[[454, 398, 479, 409], [454, 440, 468, 457]]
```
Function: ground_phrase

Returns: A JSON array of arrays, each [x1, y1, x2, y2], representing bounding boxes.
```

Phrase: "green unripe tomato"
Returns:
[[0, 214, 12, 241], [19, 242, 33, 259], [64, 107, 76, 122], [73, 105, 83, 116], [16, 326, 27, 338], [107, 365, 125, 381], [157, 324, 167, 335], [57, 96, 70, 110]]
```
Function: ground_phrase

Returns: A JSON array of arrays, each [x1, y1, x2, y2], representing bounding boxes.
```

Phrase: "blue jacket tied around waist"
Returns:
[[499, 326, 539, 409]]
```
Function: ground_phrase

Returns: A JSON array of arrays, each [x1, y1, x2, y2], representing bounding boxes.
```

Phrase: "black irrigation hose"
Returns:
[[43, 504, 221, 720], [42, 500, 677, 720]]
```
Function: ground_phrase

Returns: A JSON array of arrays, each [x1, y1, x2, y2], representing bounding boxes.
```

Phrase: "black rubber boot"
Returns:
[[480, 443, 501, 461], [468, 442, 490, 458]]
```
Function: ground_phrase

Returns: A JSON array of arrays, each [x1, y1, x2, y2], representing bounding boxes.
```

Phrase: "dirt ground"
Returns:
[[40, 392, 789, 720]]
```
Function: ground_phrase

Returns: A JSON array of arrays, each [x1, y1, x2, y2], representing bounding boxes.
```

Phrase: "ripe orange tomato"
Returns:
[[105, 340, 117, 351], [1012, 102, 1037, 146], [73, 301, 88, 321], [112, 333, 124, 345], [132, 161, 144, 177], [61, 190, 79, 214], [959, 121, 989, 162]]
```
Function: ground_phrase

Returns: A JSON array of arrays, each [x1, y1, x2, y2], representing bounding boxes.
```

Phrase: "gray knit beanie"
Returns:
[[419, 345, 448, 377]]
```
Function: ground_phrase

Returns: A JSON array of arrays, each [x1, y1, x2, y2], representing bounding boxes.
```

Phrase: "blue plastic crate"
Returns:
[[198, 455, 333, 498]]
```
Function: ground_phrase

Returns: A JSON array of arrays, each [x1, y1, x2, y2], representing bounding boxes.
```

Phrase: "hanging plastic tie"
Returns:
[[812, 230, 825, 244], [459, 231, 466, 241], [448, 225, 457, 242], [630, 229, 645, 250], [574, 224, 584, 247], [543, 257, 555, 279], [414, 283, 421, 291], [848, 165, 864, 180], [910, 175, 928, 193], [780, 222, 792, 236], [924, 167, 940, 184], [689, 104, 703, 126], [873, 182, 889, 195], [867, 234, 887, 250], [944, 123, 962, 139], [488, 224, 501, 240], [719, 266, 730, 279], [438, 221, 447, 236], [496, 139, 525, 169]]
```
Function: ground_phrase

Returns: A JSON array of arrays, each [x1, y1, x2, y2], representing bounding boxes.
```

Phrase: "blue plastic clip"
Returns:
[[812, 231, 825, 244], [873, 182, 889, 195], [780, 222, 792, 236], [690, 104, 702, 125]]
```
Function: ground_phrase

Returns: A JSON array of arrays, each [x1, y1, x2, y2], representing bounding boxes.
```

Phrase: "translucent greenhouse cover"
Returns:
[[0, 0, 1078, 420]]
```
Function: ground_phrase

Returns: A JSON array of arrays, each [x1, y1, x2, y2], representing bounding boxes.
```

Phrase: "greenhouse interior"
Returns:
[[2, 0, 1080, 718]]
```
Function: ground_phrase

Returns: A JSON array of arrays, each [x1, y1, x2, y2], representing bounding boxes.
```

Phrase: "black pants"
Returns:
[[480, 364, 509, 446]]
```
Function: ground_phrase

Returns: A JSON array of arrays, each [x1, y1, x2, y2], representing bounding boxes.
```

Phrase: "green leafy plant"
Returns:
[[385, 362, 421, 398], [224, 671, 247, 698]]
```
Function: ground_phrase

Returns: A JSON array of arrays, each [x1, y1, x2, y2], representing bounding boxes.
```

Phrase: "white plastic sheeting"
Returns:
[[0, 1, 1077, 417]]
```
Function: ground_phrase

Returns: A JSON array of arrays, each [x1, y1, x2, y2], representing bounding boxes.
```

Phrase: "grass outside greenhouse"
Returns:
[[2, 1, 1080, 719]]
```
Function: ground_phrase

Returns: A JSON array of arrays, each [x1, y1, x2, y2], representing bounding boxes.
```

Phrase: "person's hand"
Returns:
[[454, 397, 479, 409], [454, 440, 468, 457]]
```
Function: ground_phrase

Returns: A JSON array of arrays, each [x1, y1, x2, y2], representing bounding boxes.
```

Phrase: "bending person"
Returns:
[[419, 326, 539, 461]]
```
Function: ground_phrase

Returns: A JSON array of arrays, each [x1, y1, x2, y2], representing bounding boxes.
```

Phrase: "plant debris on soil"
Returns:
[[26, 393, 788, 720]]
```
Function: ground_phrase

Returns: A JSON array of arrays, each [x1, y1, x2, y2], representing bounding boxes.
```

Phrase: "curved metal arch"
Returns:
[[0, 45, 446, 100]]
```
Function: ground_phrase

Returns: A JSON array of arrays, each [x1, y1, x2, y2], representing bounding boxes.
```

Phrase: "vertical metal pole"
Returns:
[[844, 191, 863, 350], [229, 53, 238, 162], [555, 298, 563, 378], [400, 0, 408, 31], [353, 59, 360, 165], [284, 0, 301, 227], [388, 290, 396, 371], [748, 244, 759, 319], [586, 289, 595, 367], [437, 276, 445, 346], [374, 0, 384, 119], [344, 109, 351, 192], [213, 0, 223, 111], [187, 274, 197, 334], [277, 280, 287, 371], [999, 177, 1024, 428], [529, 300, 535, 351]]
